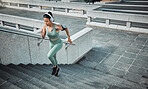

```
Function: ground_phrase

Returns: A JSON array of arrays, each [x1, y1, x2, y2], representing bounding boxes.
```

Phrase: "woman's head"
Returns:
[[43, 11, 54, 26]]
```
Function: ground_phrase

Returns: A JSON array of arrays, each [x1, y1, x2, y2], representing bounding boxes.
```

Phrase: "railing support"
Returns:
[[39, 6, 42, 10], [106, 19, 110, 26], [0, 21, 4, 26], [87, 16, 92, 23], [33, 28, 38, 33], [51, 7, 55, 12], [65, 8, 69, 13], [82, 10, 85, 15], [16, 24, 20, 30], [126, 21, 131, 28], [17, 3, 20, 7], [28, 4, 31, 8], [8, 2, 11, 6]]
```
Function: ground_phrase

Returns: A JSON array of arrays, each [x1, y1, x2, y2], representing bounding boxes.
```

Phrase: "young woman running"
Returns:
[[41, 12, 72, 76]]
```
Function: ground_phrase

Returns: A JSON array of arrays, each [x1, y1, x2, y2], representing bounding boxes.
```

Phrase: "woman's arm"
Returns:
[[56, 24, 72, 44], [65, 28, 72, 44], [41, 25, 46, 39]]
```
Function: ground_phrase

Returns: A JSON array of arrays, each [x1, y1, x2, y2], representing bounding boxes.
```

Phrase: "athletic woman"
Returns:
[[41, 12, 72, 76]]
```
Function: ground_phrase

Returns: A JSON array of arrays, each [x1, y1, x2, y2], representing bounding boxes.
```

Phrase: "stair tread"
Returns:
[[0, 69, 40, 89], [0, 80, 21, 89], [1, 63, 146, 89], [34, 64, 92, 89], [19, 64, 72, 89], [7, 64, 58, 89], [27, 64, 79, 89], [62, 64, 145, 89], [0, 78, 6, 86]]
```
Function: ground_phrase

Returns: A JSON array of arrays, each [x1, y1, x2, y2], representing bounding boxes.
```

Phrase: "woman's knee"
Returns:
[[47, 53, 53, 59]]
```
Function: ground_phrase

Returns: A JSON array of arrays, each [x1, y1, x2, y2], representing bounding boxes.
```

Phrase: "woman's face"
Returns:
[[44, 18, 51, 26]]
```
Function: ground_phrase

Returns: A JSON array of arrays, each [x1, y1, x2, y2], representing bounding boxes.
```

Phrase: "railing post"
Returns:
[[16, 24, 20, 30], [33, 28, 38, 33], [17, 3, 20, 7], [87, 16, 92, 23], [82, 10, 85, 15], [8, 2, 11, 6], [51, 7, 55, 12], [0, 21, 4, 26], [65, 8, 69, 13], [39, 6, 42, 10], [106, 19, 110, 26], [28, 4, 31, 8], [126, 21, 131, 28]]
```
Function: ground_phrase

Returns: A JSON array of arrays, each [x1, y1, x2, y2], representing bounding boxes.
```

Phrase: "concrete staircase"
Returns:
[[95, 0, 148, 15], [0, 63, 147, 89]]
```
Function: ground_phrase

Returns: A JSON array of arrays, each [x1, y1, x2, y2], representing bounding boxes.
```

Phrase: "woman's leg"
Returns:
[[47, 41, 63, 67]]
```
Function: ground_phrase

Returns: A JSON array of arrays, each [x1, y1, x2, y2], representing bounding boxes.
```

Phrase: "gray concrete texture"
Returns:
[[0, 7, 87, 39], [0, 7, 148, 88]]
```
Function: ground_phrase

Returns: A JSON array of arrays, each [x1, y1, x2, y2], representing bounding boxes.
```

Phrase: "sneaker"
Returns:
[[55, 67, 60, 76], [52, 66, 57, 75]]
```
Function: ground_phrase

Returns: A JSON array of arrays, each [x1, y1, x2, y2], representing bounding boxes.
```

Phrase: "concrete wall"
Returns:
[[0, 27, 92, 65]]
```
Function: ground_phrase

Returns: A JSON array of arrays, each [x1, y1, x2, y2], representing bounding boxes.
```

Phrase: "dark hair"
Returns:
[[43, 11, 54, 20]]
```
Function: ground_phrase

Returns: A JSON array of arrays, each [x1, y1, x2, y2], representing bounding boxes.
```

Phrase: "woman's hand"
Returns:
[[68, 37, 72, 44]]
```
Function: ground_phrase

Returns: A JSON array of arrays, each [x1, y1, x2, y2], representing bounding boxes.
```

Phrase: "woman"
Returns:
[[41, 12, 72, 76]]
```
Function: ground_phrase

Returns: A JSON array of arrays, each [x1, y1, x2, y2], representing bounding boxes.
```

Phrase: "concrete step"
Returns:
[[36, 64, 96, 89], [26, 64, 74, 89], [67, 64, 146, 89], [7, 64, 58, 89], [0, 68, 40, 89], [60, 65, 110, 89], [41, 64, 98, 89], [62, 64, 123, 88], [0, 64, 56, 89], [31, 64, 83, 89], [0, 78, 21, 89], [18, 64, 70, 89]]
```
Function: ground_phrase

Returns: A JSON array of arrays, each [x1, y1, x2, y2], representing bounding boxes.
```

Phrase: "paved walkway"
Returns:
[[0, 7, 148, 89], [79, 26, 148, 87]]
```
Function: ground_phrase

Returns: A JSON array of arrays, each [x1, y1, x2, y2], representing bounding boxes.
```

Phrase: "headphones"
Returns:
[[45, 13, 54, 22]]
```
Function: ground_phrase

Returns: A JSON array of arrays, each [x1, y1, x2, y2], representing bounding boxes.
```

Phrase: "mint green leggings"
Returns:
[[47, 39, 63, 66]]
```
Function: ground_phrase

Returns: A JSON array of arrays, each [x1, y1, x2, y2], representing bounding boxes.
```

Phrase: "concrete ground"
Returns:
[[0, 7, 148, 89]]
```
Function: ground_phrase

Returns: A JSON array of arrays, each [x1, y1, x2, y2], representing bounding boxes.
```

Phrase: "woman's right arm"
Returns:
[[41, 25, 46, 39]]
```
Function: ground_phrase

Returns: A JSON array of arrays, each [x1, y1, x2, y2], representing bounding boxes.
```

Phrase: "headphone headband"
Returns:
[[45, 13, 54, 22]]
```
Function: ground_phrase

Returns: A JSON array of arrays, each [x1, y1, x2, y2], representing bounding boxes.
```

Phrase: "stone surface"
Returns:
[[0, 3, 148, 89]]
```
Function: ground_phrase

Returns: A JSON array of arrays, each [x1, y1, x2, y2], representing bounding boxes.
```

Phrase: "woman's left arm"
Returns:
[[65, 28, 72, 44], [56, 24, 72, 44]]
